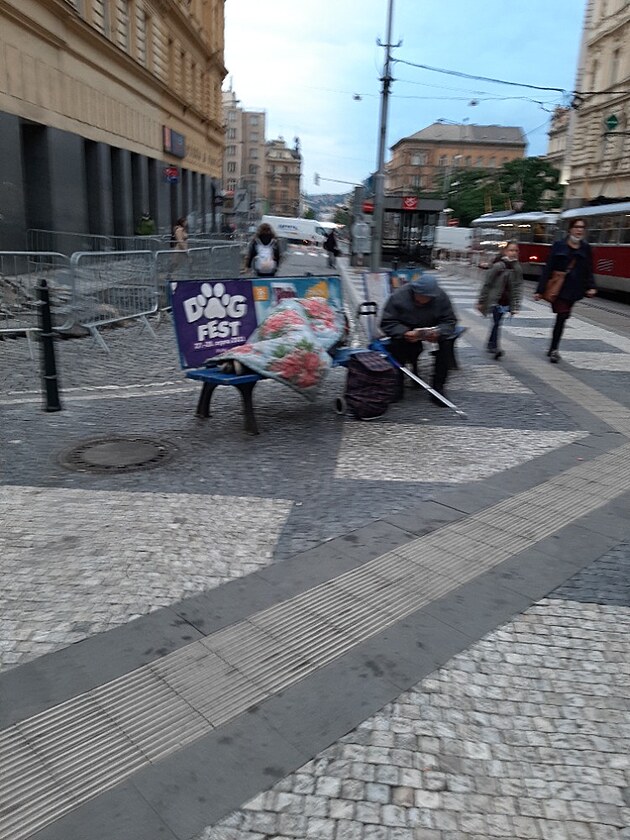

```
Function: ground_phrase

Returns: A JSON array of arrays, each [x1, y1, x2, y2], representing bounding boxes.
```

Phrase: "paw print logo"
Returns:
[[197, 282, 231, 319], [183, 282, 248, 323]]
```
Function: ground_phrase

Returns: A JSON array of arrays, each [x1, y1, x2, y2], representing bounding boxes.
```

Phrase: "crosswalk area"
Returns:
[[437, 269, 630, 375]]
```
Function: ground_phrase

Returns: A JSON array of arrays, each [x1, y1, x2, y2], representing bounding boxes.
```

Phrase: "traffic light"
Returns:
[[314, 173, 320, 186]]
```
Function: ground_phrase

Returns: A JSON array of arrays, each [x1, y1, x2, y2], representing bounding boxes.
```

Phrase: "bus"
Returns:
[[470, 211, 560, 278]]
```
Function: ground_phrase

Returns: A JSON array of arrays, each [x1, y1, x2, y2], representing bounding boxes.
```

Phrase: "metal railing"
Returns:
[[70, 250, 157, 351], [154, 244, 242, 309], [0, 252, 74, 357], [26, 229, 112, 256]]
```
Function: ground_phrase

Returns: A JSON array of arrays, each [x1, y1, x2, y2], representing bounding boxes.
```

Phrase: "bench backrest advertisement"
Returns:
[[170, 276, 342, 369]]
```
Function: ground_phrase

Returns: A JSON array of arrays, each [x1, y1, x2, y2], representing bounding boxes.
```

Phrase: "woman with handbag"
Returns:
[[534, 218, 596, 363], [476, 241, 523, 360]]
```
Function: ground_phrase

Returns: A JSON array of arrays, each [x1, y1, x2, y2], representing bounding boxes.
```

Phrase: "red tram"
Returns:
[[472, 204, 630, 294]]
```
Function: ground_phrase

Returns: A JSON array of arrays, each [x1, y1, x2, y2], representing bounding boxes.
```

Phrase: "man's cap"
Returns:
[[409, 272, 439, 297]]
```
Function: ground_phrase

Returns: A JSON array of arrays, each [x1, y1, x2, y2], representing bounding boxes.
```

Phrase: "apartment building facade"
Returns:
[[266, 137, 302, 217], [546, 107, 571, 172], [565, 0, 630, 205], [387, 123, 526, 195], [221, 89, 266, 224], [0, 0, 226, 248]]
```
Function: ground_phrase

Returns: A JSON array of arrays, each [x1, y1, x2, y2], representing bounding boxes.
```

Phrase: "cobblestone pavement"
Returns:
[[199, 546, 630, 840], [1, 255, 630, 840], [0, 259, 593, 670]]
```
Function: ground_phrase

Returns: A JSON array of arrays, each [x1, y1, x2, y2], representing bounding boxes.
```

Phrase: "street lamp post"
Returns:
[[370, 0, 397, 272]]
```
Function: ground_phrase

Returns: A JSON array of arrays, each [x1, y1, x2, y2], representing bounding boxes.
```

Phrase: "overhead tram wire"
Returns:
[[394, 58, 568, 94]]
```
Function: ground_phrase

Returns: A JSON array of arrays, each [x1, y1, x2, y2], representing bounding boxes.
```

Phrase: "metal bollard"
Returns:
[[37, 279, 62, 412]]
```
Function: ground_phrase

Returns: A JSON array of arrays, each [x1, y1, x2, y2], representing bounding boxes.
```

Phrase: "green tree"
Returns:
[[303, 207, 316, 219], [334, 207, 350, 226], [445, 157, 563, 226]]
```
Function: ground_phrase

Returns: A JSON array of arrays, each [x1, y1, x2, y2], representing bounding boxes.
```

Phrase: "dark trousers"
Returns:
[[550, 300, 573, 351], [389, 337, 451, 394], [487, 305, 505, 350]]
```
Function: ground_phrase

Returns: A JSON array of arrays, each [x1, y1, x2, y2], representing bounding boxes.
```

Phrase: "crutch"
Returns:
[[358, 303, 467, 419]]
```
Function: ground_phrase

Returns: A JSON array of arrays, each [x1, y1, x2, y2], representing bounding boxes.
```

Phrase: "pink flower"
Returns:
[[269, 348, 324, 388]]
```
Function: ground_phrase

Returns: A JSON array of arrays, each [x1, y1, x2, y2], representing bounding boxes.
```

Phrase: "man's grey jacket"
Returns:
[[380, 284, 458, 340]]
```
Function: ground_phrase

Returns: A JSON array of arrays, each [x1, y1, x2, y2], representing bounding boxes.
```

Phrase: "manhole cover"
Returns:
[[59, 436, 176, 473]]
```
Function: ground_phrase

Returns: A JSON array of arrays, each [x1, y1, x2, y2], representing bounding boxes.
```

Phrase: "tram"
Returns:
[[472, 204, 630, 293], [470, 211, 560, 279], [562, 203, 630, 294]]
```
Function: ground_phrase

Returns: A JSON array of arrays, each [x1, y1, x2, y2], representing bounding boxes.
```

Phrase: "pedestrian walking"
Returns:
[[169, 216, 189, 278], [534, 217, 597, 363], [246, 222, 281, 277], [351, 216, 371, 267], [476, 241, 523, 360], [380, 273, 458, 405], [172, 217, 188, 251], [323, 229, 339, 269]]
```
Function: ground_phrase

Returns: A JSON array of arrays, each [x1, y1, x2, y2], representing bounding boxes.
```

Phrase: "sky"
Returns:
[[223, 0, 587, 196]]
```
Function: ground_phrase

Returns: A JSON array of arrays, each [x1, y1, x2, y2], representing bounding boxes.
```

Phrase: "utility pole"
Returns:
[[370, 0, 398, 272]]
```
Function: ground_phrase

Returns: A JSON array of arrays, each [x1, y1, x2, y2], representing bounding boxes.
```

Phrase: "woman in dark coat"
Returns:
[[535, 218, 597, 363]]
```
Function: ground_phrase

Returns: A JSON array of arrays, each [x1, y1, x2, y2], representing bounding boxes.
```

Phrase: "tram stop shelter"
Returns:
[[379, 195, 444, 267]]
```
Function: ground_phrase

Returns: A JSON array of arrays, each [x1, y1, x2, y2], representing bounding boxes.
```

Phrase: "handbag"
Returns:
[[541, 258, 575, 303]]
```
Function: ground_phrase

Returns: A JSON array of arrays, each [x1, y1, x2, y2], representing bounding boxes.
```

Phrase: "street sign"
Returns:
[[163, 166, 179, 184], [605, 114, 619, 132], [402, 196, 418, 210]]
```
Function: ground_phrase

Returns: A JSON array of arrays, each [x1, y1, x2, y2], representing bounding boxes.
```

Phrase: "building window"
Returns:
[[610, 48, 620, 86], [249, 164, 258, 175], [476, 156, 484, 166], [114, 0, 131, 51], [227, 179, 236, 191], [226, 145, 236, 156], [250, 149, 258, 159], [488, 157, 496, 167], [412, 152, 427, 166], [227, 128, 236, 139], [465, 156, 471, 167], [227, 110, 237, 122], [250, 131, 259, 141], [92, 0, 110, 35], [438, 155, 447, 167], [136, 7, 150, 67], [250, 115, 259, 125], [227, 162, 236, 173]]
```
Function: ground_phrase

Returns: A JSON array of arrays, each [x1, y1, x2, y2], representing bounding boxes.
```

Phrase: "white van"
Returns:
[[261, 215, 328, 247]]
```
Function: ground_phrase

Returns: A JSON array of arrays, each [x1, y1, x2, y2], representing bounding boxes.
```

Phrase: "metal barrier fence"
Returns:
[[0, 252, 74, 357], [154, 244, 242, 309], [26, 229, 112, 256], [70, 250, 157, 351], [4, 241, 242, 354]]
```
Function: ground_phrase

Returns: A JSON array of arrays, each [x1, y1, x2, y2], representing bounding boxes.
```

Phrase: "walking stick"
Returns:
[[357, 302, 467, 417]]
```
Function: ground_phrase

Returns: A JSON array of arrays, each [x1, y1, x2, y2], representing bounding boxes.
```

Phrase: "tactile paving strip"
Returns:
[[1, 444, 630, 840]]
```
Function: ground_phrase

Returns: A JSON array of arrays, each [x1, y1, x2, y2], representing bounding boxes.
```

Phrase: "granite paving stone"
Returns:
[[3, 261, 630, 840]]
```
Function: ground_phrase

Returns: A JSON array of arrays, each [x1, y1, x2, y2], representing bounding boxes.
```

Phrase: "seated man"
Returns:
[[380, 273, 458, 405]]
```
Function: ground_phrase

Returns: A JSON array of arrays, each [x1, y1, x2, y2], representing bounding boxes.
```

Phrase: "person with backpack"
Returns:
[[475, 241, 523, 360], [380, 273, 458, 406], [246, 223, 281, 277]]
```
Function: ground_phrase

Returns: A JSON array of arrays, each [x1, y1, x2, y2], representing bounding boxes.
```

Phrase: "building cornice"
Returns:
[[0, 0, 68, 49]]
